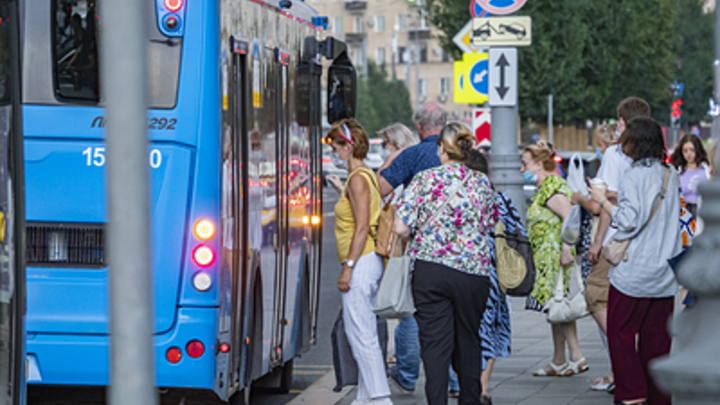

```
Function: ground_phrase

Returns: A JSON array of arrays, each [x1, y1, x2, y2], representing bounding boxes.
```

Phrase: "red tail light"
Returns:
[[166, 347, 182, 364], [553, 155, 563, 163], [192, 246, 215, 267], [186, 340, 205, 358], [165, 0, 183, 12], [220, 343, 230, 353]]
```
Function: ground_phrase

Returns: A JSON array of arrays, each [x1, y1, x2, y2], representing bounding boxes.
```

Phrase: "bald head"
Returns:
[[414, 101, 447, 139]]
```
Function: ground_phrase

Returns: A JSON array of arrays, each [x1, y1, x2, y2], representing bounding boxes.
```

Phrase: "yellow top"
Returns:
[[334, 168, 381, 264]]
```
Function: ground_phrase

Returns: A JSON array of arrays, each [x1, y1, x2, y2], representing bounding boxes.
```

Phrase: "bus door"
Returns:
[[306, 56, 322, 345], [0, 0, 25, 403], [270, 48, 291, 366], [229, 36, 250, 385]]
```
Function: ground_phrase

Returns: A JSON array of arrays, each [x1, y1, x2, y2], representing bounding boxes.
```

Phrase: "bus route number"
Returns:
[[82, 147, 163, 169]]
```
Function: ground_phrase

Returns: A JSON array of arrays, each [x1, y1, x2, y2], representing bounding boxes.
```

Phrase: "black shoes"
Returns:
[[480, 395, 493, 405]]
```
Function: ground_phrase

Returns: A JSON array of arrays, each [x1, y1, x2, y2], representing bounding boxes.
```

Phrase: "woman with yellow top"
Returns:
[[327, 118, 392, 405]]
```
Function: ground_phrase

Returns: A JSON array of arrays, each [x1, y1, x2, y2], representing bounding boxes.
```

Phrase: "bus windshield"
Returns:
[[52, 0, 181, 108]]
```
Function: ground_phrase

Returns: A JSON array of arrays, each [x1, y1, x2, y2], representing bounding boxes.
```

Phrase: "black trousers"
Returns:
[[412, 260, 491, 405]]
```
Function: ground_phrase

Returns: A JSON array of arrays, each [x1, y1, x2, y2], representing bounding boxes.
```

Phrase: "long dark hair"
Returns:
[[466, 149, 489, 175], [671, 133, 709, 173], [621, 117, 666, 164]]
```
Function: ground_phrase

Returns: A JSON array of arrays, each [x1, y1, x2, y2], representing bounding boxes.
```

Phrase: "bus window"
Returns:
[[51, 0, 182, 108]]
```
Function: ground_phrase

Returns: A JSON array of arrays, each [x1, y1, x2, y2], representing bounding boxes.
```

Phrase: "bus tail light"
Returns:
[[219, 343, 230, 353], [164, 0, 183, 12], [192, 246, 215, 267], [193, 219, 216, 240], [186, 340, 205, 358], [192, 272, 212, 292], [166, 347, 182, 364]]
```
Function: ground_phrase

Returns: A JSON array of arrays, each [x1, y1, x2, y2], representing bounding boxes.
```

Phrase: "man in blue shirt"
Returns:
[[377, 101, 448, 394]]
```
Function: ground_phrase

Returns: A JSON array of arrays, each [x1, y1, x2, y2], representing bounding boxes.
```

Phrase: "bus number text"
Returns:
[[91, 116, 177, 131], [82, 147, 164, 169]]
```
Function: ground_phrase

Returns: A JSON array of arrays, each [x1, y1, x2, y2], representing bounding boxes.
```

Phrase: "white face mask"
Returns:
[[380, 148, 390, 160], [331, 152, 347, 170]]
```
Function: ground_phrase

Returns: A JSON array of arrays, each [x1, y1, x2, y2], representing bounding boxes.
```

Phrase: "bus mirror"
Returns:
[[327, 52, 356, 124]]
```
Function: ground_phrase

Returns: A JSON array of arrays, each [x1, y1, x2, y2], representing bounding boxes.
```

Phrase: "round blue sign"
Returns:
[[470, 0, 490, 18], [469, 60, 489, 95]]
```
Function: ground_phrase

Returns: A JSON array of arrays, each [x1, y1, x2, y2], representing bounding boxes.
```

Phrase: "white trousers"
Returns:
[[342, 252, 391, 402]]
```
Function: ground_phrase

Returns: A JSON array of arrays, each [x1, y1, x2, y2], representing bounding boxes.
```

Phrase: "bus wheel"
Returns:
[[278, 358, 293, 394]]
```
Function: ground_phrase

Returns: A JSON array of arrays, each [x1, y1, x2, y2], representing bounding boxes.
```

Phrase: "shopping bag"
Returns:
[[331, 309, 388, 392], [561, 205, 582, 245], [566, 153, 587, 195], [372, 239, 415, 318]]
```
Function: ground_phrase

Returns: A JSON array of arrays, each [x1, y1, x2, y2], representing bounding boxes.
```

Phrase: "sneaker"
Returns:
[[606, 381, 616, 394], [368, 398, 393, 405], [448, 390, 460, 398], [387, 366, 414, 394]]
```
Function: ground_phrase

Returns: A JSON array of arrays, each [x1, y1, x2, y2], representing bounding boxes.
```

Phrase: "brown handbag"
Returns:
[[375, 192, 398, 258]]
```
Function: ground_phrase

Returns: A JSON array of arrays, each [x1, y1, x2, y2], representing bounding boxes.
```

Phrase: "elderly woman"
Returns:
[[377, 123, 418, 166], [328, 118, 393, 405], [393, 123, 497, 405], [522, 141, 587, 377], [589, 117, 681, 405]]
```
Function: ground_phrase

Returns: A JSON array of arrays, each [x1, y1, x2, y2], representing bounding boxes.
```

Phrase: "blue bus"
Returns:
[[21, 0, 355, 402]]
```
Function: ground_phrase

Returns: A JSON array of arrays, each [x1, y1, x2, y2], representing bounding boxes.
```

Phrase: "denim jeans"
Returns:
[[449, 366, 459, 392], [394, 316, 420, 389]]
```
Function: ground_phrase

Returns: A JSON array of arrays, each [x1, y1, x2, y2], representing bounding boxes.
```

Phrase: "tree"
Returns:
[[673, 0, 714, 125], [425, 0, 679, 124], [356, 62, 415, 136]]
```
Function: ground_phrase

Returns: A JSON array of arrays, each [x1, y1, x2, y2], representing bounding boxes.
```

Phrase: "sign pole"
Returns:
[[99, 0, 158, 404]]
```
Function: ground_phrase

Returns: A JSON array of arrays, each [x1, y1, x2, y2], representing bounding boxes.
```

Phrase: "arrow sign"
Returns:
[[489, 48, 517, 107], [495, 54, 509, 99]]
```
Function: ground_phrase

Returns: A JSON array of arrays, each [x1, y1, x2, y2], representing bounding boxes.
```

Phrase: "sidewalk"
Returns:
[[338, 298, 613, 405]]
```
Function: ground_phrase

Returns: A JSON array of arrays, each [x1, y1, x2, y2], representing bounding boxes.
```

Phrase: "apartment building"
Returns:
[[310, 0, 474, 123]]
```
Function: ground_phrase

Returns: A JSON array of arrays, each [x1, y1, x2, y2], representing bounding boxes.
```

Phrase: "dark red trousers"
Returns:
[[607, 285, 673, 405]]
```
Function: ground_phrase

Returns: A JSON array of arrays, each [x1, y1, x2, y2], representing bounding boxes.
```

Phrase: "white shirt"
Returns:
[[596, 144, 632, 244]]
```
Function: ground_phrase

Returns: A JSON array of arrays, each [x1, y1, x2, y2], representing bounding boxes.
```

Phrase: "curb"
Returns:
[[286, 370, 353, 405]]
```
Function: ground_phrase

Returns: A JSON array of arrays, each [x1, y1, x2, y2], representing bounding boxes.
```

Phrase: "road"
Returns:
[[27, 188, 343, 405]]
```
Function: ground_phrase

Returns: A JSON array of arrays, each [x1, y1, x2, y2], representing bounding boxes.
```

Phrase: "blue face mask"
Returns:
[[596, 147, 604, 161], [523, 170, 537, 185], [331, 152, 347, 170]]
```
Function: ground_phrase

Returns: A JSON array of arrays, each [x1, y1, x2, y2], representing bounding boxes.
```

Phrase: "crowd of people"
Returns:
[[328, 97, 704, 405]]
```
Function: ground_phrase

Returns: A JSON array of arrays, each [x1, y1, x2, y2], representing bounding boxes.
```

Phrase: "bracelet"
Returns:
[[600, 199, 608, 209]]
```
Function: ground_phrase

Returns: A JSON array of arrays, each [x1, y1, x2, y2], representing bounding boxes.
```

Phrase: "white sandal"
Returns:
[[532, 362, 567, 376], [562, 357, 589, 376]]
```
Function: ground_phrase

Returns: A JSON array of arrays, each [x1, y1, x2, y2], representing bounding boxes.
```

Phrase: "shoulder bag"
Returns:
[[495, 221, 536, 296], [545, 261, 589, 323], [375, 191, 398, 258], [602, 166, 670, 266], [373, 175, 470, 318]]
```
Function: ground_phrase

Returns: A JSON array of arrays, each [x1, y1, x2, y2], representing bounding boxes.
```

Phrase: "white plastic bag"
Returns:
[[561, 205, 581, 245], [566, 153, 587, 195]]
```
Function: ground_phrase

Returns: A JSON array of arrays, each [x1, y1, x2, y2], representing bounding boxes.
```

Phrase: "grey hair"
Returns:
[[413, 101, 448, 132], [377, 123, 418, 150]]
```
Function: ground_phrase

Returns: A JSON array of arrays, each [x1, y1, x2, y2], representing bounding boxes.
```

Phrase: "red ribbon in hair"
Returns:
[[338, 124, 354, 144]]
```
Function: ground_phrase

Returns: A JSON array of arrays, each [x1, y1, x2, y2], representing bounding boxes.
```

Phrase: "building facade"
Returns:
[[310, 0, 473, 123]]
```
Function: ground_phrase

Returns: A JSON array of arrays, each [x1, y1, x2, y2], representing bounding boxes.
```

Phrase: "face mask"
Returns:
[[596, 147, 604, 161], [380, 148, 390, 160], [331, 152, 347, 170], [615, 130, 622, 140], [523, 170, 537, 185]]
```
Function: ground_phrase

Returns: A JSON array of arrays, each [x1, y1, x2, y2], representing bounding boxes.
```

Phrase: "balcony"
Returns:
[[408, 29, 431, 41], [344, 1, 367, 13], [345, 32, 366, 45]]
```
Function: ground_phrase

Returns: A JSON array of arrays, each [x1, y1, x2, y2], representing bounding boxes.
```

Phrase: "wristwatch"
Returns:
[[343, 259, 356, 268]]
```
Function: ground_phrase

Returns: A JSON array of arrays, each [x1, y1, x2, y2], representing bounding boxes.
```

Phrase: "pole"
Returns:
[[650, 2, 720, 403], [391, 31, 397, 80], [362, 29, 368, 81], [415, 10, 422, 110], [548, 93, 553, 145], [99, 0, 157, 404], [490, 103, 526, 221]]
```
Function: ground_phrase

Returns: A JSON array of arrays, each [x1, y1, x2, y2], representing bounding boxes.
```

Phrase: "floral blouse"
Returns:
[[396, 163, 498, 276]]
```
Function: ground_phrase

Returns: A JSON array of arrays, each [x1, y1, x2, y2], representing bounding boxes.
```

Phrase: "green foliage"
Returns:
[[356, 62, 415, 136], [425, 0, 709, 125]]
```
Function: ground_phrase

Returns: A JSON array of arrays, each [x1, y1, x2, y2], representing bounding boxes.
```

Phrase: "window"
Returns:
[[396, 14, 408, 32], [52, 0, 182, 107], [441, 49, 451, 63], [353, 17, 364, 33], [375, 16, 385, 33], [333, 17, 343, 35], [376, 48, 385, 65], [418, 79, 427, 96], [440, 78, 450, 95], [420, 46, 427, 63], [398, 46, 406, 64]]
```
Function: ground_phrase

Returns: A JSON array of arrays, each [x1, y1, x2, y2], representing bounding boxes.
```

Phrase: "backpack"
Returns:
[[494, 192, 536, 296]]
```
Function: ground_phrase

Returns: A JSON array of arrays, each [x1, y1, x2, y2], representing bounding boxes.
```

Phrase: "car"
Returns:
[[365, 138, 384, 171], [499, 23, 527, 39], [322, 144, 348, 186]]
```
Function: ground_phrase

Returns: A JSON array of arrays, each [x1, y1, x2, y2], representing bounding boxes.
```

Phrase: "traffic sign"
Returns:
[[474, 107, 491, 146], [472, 16, 532, 47], [452, 20, 475, 54], [470, 0, 490, 18], [475, 0, 527, 15], [489, 48, 517, 107], [454, 52, 489, 104]]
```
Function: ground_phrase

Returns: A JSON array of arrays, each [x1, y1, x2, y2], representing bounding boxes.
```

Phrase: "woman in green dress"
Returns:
[[521, 141, 588, 377]]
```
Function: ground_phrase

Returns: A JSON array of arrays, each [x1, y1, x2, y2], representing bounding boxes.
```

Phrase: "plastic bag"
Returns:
[[566, 153, 587, 195], [561, 205, 581, 245]]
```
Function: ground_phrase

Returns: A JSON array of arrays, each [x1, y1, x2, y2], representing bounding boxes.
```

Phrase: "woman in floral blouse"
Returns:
[[393, 122, 497, 405], [522, 141, 588, 377]]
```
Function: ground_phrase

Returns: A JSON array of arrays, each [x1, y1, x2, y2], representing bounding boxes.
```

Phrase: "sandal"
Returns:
[[561, 357, 589, 376], [532, 362, 567, 376], [590, 375, 614, 391]]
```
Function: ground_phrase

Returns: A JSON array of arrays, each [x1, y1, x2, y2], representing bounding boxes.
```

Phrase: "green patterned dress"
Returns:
[[525, 175, 574, 311]]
